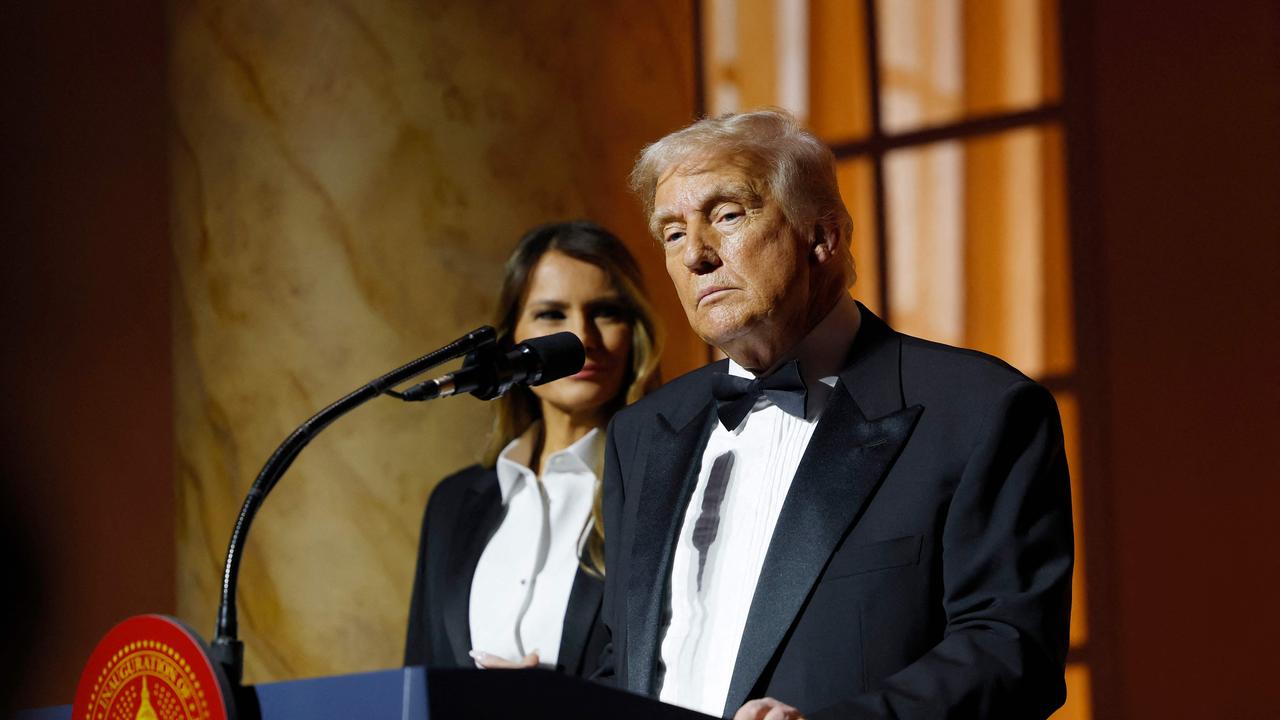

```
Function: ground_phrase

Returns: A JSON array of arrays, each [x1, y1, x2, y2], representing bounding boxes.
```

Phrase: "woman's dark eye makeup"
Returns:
[[528, 299, 629, 324]]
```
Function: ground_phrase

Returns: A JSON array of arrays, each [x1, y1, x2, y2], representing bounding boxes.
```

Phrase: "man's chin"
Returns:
[[693, 322, 743, 347]]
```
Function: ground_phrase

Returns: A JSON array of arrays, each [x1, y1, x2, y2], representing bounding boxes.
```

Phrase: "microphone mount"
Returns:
[[383, 340, 506, 402], [387, 332, 585, 403]]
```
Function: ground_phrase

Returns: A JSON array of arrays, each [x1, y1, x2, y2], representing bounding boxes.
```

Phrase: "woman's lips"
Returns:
[[571, 363, 606, 380]]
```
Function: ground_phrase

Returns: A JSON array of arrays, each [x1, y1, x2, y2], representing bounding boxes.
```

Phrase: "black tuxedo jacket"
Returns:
[[598, 305, 1073, 718], [404, 465, 608, 677]]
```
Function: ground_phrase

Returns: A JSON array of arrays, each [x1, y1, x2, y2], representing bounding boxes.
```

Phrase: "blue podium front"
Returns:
[[15, 667, 426, 720], [255, 666, 427, 719], [15, 666, 712, 720]]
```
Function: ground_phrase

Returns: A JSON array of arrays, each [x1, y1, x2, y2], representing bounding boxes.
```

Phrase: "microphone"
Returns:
[[398, 332, 586, 401]]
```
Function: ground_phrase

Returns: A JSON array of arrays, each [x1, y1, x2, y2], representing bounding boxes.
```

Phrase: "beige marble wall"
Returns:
[[171, 0, 699, 683]]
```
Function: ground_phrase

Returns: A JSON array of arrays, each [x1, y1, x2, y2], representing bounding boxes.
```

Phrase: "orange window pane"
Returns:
[[809, 0, 872, 142], [1055, 390, 1088, 648], [884, 125, 1072, 377], [1051, 663, 1093, 720], [962, 125, 1073, 377], [884, 139, 966, 347], [703, 0, 810, 118], [836, 158, 880, 316], [875, 0, 1062, 133]]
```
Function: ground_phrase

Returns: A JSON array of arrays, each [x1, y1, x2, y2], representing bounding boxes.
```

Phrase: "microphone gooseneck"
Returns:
[[210, 326, 496, 686]]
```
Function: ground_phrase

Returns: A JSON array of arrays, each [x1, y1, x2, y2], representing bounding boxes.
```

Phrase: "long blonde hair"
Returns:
[[484, 220, 662, 576]]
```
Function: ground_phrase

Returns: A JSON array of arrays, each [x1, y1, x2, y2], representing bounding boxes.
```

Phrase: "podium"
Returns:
[[16, 666, 714, 720]]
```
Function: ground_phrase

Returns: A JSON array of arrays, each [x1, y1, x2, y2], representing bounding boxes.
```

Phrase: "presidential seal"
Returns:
[[73, 615, 233, 720]]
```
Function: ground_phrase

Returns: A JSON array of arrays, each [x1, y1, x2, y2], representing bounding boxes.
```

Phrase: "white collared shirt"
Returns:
[[657, 295, 861, 716], [468, 424, 601, 667]]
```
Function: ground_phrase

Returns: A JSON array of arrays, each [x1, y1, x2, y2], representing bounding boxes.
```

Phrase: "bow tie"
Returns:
[[711, 360, 807, 430]]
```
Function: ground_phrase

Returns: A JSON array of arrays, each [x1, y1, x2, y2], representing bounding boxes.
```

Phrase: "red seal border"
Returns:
[[72, 614, 235, 720]]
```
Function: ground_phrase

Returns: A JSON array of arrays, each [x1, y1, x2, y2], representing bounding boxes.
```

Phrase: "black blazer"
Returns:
[[597, 305, 1073, 718], [404, 464, 608, 677]]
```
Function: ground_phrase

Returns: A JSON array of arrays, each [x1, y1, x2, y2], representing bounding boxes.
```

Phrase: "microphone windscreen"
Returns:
[[522, 332, 586, 385]]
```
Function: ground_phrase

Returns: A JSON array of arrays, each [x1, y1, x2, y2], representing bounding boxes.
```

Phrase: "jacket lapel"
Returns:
[[625, 373, 720, 695], [441, 472, 505, 667], [722, 305, 923, 714], [557, 567, 604, 675]]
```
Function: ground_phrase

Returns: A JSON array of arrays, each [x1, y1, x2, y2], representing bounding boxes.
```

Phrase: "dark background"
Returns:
[[0, 2, 172, 714]]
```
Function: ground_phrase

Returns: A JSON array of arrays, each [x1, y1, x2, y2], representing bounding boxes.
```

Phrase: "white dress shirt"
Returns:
[[657, 295, 861, 716], [469, 424, 601, 667]]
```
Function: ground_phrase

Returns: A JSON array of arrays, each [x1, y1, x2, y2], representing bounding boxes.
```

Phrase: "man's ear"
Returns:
[[810, 222, 839, 264]]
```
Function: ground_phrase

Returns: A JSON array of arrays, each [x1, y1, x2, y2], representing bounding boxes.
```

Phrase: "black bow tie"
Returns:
[[711, 360, 807, 430]]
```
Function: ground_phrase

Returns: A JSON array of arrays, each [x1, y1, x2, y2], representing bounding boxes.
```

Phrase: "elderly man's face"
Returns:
[[652, 157, 817, 368]]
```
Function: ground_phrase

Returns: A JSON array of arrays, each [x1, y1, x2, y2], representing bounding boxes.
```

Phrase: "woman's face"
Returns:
[[513, 250, 635, 424]]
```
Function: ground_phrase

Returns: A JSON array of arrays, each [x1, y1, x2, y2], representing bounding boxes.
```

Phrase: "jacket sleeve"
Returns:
[[403, 489, 434, 667], [589, 414, 628, 686], [811, 381, 1074, 719], [404, 471, 470, 667]]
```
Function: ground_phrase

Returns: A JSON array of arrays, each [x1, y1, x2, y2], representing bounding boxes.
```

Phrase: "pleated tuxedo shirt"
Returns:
[[658, 296, 862, 715]]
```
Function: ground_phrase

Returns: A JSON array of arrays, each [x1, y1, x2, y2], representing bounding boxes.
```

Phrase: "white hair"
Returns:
[[629, 107, 855, 286]]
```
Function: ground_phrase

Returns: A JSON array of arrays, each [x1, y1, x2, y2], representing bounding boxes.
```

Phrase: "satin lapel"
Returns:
[[441, 475, 504, 667], [625, 401, 717, 695], [557, 567, 603, 675], [722, 385, 923, 715]]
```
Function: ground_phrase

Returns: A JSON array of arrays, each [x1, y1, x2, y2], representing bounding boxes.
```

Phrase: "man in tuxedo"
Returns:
[[597, 109, 1073, 719]]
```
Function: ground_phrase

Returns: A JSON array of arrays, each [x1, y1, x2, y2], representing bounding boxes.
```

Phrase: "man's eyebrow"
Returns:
[[716, 181, 760, 203], [649, 210, 679, 238], [649, 181, 762, 236]]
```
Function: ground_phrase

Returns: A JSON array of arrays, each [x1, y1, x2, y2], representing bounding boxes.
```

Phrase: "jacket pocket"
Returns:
[[821, 534, 923, 582]]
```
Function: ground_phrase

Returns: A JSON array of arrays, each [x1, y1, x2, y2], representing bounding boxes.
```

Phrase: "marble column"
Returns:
[[170, 0, 699, 683]]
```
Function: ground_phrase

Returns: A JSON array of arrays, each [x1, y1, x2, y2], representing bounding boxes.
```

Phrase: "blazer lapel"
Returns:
[[557, 567, 603, 675], [722, 306, 923, 714], [625, 392, 718, 695], [441, 473, 505, 667]]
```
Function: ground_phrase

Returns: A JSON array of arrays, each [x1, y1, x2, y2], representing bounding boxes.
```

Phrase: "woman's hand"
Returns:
[[468, 649, 540, 669]]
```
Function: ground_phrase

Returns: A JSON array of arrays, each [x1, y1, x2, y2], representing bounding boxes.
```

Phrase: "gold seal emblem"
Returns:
[[74, 616, 232, 720], [81, 639, 210, 720]]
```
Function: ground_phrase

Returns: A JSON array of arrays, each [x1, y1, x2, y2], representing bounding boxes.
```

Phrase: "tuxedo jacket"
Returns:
[[404, 465, 608, 677], [598, 305, 1073, 719]]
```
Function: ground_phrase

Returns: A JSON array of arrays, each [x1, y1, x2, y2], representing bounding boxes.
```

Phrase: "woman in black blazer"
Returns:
[[405, 221, 661, 676]]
